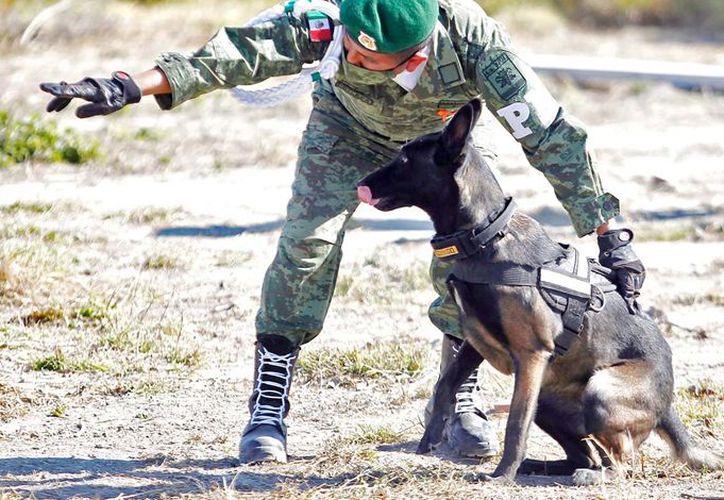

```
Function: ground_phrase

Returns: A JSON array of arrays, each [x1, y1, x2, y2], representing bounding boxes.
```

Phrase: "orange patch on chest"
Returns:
[[436, 109, 455, 122]]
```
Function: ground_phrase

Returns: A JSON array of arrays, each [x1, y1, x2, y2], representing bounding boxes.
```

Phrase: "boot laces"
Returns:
[[250, 345, 297, 427], [454, 369, 478, 415]]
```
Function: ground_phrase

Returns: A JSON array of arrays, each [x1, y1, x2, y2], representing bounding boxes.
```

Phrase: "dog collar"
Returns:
[[430, 197, 517, 261]]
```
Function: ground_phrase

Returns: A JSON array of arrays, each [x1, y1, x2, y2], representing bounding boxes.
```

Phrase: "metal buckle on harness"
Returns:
[[589, 284, 606, 313]]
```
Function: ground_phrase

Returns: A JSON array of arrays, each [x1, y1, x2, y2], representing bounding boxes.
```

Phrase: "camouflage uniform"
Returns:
[[154, 0, 620, 346]]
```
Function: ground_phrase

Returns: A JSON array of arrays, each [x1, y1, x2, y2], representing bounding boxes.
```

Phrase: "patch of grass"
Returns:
[[400, 264, 430, 290], [334, 276, 354, 297], [636, 227, 697, 242], [30, 349, 109, 373], [483, 0, 724, 32], [338, 259, 430, 304], [297, 339, 428, 387], [315, 436, 380, 469], [99, 330, 134, 351], [0, 202, 54, 215], [675, 380, 723, 439], [22, 307, 65, 326], [133, 128, 163, 142], [215, 250, 253, 267], [165, 347, 203, 369], [103, 379, 168, 397], [0, 383, 31, 423], [0, 224, 67, 244], [673, 293, 724, 307], [22, 300, 111, 326], [0, 109, 100, 167], [142, 254, 180, 270], [107, 206, 180, 225], [49, 404, 67, 418], [344, 424, 406, 446]]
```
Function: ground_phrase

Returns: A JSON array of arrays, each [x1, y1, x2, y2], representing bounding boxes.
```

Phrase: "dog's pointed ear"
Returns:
[[469, 98, 483, 127], [439, 102, 477, 163]]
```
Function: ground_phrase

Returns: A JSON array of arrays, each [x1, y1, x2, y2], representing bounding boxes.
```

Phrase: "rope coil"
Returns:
[[230, 0, 344, 107]]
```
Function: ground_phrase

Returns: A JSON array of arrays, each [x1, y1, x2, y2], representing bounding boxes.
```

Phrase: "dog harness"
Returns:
[[430, 197, 617, 358]]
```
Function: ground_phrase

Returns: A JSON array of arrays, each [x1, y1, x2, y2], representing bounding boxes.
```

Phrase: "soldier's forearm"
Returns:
[[132, 67, 171, 96]]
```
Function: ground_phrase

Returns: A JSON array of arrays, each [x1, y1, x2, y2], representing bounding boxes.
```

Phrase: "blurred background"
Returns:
[[0, 1, 722, 498]]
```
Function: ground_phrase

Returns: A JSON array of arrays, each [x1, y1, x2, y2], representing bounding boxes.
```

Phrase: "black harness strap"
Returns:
[[431, 198, 517, 260], [430, 197, 621, 360]]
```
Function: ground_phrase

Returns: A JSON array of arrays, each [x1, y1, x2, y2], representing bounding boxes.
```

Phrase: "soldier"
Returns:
[[41, 0, 645, 464]]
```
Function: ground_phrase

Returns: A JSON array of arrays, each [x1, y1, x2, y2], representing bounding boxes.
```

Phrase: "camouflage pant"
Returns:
[[255, 108, 463, 347]]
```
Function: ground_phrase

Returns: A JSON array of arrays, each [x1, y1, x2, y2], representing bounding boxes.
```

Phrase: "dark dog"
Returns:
[[357, 99, 723, 485]]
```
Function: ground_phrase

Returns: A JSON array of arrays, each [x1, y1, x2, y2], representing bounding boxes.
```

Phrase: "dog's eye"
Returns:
[[399, 155, 409, 167]]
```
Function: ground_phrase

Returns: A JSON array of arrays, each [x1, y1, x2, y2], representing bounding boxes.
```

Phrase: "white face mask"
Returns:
[[340, 45, 431, 91], [392, 45, 431, 92]]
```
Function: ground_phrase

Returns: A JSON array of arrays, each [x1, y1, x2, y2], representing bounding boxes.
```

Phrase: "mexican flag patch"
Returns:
[[307, 10, 332, 42]]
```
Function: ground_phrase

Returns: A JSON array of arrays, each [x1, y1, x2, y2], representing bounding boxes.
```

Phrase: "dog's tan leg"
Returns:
[[574, 361, 659, 486], [483, 350, 549, 482]]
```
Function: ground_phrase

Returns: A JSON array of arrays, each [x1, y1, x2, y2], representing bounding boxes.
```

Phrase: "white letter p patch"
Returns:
[[497, 103, 532, 140]]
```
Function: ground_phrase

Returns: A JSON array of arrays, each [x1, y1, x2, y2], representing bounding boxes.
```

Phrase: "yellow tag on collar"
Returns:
[[434, 246, 460, 258]]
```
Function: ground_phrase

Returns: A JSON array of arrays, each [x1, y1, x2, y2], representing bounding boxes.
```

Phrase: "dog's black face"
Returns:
[[357, 99, 483, 221]]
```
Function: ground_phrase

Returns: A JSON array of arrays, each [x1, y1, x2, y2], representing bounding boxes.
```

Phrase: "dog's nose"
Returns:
[[357, 185, 378, 206]]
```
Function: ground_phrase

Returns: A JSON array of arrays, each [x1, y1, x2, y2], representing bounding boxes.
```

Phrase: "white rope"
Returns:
[[19, 0, 76, 46], [230, 0, 344, 107]]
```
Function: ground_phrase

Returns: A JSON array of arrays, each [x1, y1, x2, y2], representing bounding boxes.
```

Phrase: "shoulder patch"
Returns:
[[438, 63, 462, 85], [482, 52, 526, 101]]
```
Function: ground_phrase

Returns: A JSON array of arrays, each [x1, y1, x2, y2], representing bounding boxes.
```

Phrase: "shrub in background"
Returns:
[[0, 109, 100, 167], [481, 0, 724, 32]]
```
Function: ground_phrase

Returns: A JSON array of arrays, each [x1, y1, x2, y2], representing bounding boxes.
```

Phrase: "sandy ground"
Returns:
[[0, 1, 723, 498]]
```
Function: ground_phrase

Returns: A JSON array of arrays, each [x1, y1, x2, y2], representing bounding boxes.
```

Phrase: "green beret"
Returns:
[[340, 0, 439, 54]]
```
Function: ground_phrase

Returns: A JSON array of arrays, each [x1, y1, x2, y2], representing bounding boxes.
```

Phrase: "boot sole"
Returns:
[[240, 446, 288, 465], [457, 447, 499, 459]]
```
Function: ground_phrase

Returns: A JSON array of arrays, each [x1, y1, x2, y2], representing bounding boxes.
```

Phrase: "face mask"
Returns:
[[340, 56, 396, 85]]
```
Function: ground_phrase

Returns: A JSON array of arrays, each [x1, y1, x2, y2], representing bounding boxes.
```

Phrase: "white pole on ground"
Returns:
[[531, 54, 724, 90]]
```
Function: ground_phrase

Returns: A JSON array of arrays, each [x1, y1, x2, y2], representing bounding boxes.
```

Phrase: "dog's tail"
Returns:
[[657, 405, 724, 471]]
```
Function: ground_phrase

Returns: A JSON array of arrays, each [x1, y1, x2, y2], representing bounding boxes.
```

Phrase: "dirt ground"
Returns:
[[0, 1, 723, 499]]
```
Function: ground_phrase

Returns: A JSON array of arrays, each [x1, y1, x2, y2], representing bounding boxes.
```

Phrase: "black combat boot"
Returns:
[[239, 335, 299, 464], [426, 335, 499, 458]]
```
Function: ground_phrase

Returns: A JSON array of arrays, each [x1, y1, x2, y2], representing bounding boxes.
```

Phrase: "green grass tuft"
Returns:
[[297, 339, 428, 386], [0, 109, 100, 167], [344, 424, 406, 445], [30, 349, 109, 373], [22, 307, 65, 326], [165, 347, 203, 368], [675, 380, 723, 439], [142, 254, 180, 270], [49, 404, 67, 418], [0, 202, 54, 214]]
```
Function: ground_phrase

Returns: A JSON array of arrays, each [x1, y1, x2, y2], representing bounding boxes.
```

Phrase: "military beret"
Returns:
[[340, 0, 439, 54]]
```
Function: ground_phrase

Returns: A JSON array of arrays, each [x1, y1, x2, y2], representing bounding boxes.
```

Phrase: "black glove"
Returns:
[[39, 71, 142, 118], [598, 228, 646, 315]]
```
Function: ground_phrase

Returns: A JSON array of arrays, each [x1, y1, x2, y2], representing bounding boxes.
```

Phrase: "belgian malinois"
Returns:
[[356, 99, 723, 485]]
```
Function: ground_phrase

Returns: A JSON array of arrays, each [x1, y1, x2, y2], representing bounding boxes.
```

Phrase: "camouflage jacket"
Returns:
[[154, 0, 619, 236]]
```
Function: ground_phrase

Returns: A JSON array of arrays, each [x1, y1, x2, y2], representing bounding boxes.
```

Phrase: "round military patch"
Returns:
[[357, 31, 378, 51]]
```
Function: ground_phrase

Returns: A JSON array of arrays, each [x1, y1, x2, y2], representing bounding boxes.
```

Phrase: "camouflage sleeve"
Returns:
[[472, 30, 620, 237], [153, 11, 328, 110]]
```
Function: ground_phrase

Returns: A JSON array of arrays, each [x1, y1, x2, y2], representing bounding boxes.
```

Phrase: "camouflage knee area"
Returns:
[[257, 113, 399, 346], [428, 255, 463, 339]]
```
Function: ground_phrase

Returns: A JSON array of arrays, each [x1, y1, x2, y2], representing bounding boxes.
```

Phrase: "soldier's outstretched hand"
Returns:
[[40, 71, 142, 118]]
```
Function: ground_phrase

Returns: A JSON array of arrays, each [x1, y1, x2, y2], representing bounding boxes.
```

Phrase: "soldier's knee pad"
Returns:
[[277, 234, 341, 270]]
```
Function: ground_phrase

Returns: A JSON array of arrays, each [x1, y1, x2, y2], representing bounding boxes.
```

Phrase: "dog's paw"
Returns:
[[571, 467, 608, 486], [416, 430, 441, 454], [416, 439, 436, 455]]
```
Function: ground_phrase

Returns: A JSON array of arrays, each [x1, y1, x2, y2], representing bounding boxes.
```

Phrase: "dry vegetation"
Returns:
[[0, 0, 723, 498]]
